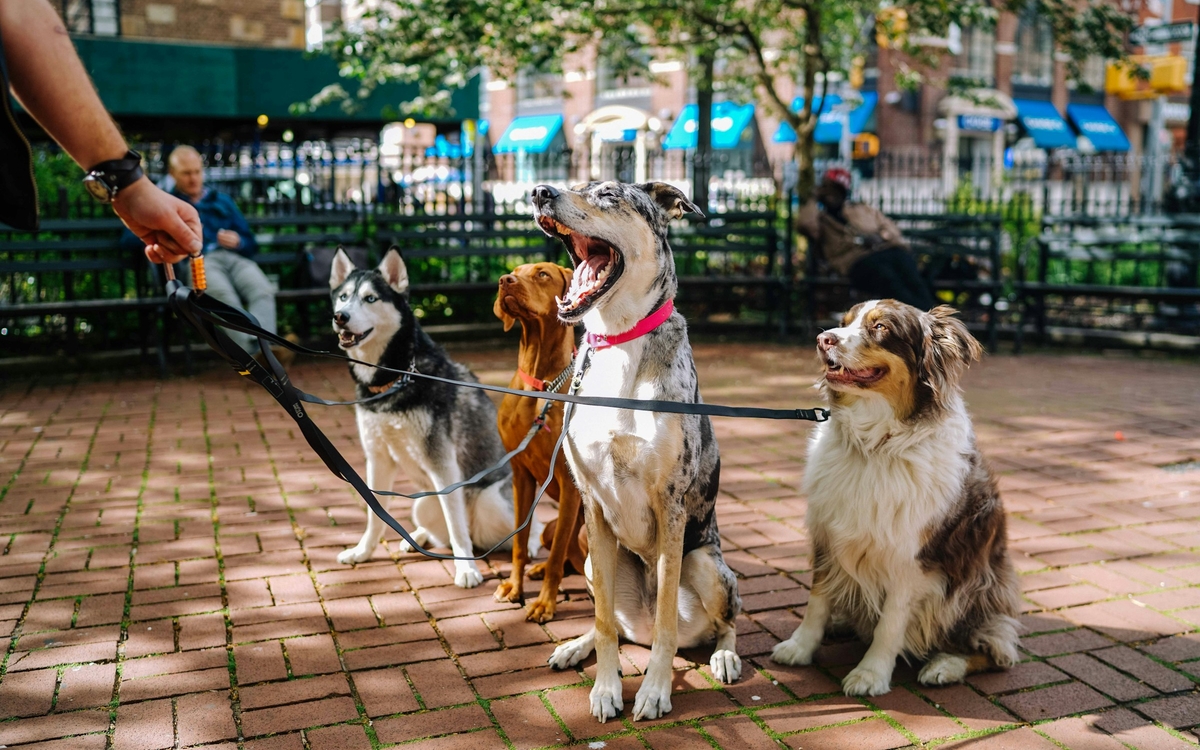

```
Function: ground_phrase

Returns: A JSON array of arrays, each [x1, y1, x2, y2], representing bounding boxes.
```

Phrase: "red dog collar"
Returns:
[[584, 300, 674, 350], [517, 368, 549, 391]]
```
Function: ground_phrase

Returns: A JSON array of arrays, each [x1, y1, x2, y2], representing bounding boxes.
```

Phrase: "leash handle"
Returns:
[[190, 255, 207, 292]]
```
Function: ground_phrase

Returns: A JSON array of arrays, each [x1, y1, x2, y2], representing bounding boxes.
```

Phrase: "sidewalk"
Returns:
[[1, 345, 1198, 749]]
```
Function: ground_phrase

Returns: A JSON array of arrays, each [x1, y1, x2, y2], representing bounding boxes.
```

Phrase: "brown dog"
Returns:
[[493, 262, 585, 622]]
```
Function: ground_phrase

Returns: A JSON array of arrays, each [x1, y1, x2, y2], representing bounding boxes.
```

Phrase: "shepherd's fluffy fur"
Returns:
[[772, 300, 1020, 696]]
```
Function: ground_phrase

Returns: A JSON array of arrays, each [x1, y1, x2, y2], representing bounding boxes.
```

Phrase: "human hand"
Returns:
[[217, 229, 243, 250], [111, 177, 203, 264]]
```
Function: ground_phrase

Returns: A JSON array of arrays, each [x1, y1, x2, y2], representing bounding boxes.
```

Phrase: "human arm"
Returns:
[[0, 0, 201, 260], [796, 200, 821, 240], [873, 208, 904, 245], [222, 197, 259, 255]]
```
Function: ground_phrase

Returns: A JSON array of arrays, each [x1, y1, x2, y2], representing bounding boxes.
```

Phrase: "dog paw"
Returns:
[[632, 673, 673, 721], [842, 664, 892, 696], [918, 653, 969, 685], [493, 578, 522, 604], [337, 545, 373, 565], [589, 679, 623, 723], [526, 562, 547, 580], [771, 636, 818, 666], [524, 595, 557, 623], [548, 636, 593, 670], [397, 527, 430, 554], [454, 565, 484, 589], [710, 649, 742, 684]]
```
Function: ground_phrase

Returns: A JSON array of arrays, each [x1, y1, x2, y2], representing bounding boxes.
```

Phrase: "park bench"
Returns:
[[0, 217, 166, 363], [373, 209, 787, 332], [1016, 214, 1200, 347], [801, 212, 1005, 350]]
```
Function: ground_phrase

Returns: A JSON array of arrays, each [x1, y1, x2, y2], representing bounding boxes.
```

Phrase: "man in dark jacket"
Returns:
[[798, 168, 935, 310], [121, 146, 283, 353]]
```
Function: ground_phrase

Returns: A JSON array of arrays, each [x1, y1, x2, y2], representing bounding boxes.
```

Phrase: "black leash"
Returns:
[[170, 292, 831, 423], [168, 280, 577, 561], [164, 279, 829, 561]]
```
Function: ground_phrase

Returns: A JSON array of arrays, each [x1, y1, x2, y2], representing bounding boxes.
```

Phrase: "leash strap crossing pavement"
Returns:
[[164, 279, 828, 561]]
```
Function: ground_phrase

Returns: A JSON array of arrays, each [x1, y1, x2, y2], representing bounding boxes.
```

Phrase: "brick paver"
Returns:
[[2, 346, 1199, 748]]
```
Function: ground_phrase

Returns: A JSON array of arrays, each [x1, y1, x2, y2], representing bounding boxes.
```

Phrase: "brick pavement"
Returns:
[[1, 344, 1199, 749]]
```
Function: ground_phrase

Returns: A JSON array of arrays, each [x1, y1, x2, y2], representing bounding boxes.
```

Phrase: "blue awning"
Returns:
[[1013, 99, 1075, 149], [493, 115, 564, 154], [1067, 104, 1131, 152], [425, 134, 463, 158], [662, 102, 757, 150], [773, 92, 878, 144]]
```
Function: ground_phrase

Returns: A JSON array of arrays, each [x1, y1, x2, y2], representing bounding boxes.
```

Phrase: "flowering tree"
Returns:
[[308, 0, 1132, 198]]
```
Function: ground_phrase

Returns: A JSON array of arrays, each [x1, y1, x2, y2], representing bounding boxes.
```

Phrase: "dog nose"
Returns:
[[333, 311, 349, 327], [531, 185, 559, 208], [500, 273, 517, 286], [817, 332, 839, 352]]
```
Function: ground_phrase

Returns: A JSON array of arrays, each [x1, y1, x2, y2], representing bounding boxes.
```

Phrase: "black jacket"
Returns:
[[0, 26, 39, 231]]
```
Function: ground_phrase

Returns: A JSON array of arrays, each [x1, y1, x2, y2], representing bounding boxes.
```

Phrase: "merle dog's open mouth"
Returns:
[[537, 216, 623, 319], [337, 327, 373, 348], [824, 358, 886, 386]]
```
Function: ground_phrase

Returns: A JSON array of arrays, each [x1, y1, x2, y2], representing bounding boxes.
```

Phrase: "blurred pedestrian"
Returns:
[[798, 168, 935, 310], [120, 146, 294, 361], [0, 0, 201, 260]]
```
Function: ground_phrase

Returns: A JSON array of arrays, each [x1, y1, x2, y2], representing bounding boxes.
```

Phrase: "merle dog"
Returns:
[[532, 182, 742, 722]]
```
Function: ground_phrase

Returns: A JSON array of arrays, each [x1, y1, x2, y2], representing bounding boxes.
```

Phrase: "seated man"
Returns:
[[798, 168, 935, 310], [124, 146, 291, 359]]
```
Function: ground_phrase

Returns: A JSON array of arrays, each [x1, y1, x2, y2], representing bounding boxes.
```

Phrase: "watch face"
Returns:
[[83, 175, 114, 203]]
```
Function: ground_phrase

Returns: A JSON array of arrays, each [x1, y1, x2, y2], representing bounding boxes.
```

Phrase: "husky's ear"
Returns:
[[377, 247, 410, 295], [640, 182, 704, 220], [330, 246, 356, 289], [920, 305, 982, 402], [493, 294, 515, 332]]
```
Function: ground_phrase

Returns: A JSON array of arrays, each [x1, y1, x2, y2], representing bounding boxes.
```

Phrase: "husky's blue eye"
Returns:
[[339, 293, 348, 301], [364, 295, 378, 303]]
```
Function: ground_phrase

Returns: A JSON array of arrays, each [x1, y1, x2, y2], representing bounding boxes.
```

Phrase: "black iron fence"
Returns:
[[8, 141, 1200, 363]]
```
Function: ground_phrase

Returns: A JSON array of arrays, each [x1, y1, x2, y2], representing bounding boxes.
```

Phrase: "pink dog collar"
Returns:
[[584, 300, 674, 350]]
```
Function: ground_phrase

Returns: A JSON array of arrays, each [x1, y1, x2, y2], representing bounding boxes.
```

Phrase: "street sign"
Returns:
[[959, 114, 1002, 132], [1130, 21, 1195, 46]]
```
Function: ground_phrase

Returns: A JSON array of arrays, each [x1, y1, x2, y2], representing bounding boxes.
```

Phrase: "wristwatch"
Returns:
[[82, 150, 144, 203]]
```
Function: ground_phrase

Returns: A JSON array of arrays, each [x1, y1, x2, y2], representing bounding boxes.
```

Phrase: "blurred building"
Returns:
[[35, 1, 475, 145], [484, 4, 1196, 191]]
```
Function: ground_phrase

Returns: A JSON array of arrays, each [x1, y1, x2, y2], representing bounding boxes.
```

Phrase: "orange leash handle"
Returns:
[[190, 255, 207, 292]]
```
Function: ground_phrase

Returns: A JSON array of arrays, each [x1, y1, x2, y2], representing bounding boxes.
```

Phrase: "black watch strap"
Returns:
[[87, 150, 144, 191]]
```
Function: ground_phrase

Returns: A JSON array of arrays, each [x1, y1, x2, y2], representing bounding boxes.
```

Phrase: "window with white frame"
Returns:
[[953, 26, 995, 85], [1012, 11, 1054, 88], [62, 0, 120, 35]]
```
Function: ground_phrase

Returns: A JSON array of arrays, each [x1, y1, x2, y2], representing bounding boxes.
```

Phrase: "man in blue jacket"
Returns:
[[123, 146, 284, 355]]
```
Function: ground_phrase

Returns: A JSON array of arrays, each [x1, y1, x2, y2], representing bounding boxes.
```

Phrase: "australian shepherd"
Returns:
[[772, 300, 1020, 696]]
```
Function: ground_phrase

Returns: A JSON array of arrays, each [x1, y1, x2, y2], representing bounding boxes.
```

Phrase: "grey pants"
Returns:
[[181, 249, 277, 351]]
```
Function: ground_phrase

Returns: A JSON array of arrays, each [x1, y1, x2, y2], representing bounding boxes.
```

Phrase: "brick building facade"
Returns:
[[60, 0, 308, 48]]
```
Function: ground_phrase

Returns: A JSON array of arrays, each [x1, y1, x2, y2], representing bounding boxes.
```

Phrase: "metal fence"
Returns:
[[12, 140, 1200, 361]]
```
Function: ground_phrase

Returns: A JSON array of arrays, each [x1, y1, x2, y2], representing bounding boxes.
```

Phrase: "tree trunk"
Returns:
[[693, 52, 714, 213], [795, 2, 824, 203]]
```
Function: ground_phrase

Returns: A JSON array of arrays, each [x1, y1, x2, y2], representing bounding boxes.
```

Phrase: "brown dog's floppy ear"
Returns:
[[493, 294, 515, 332], [330, 246, 355, 289], [640, 182, 705, 220], [377, 247, 409, 294], [920, 305, 982, 402]]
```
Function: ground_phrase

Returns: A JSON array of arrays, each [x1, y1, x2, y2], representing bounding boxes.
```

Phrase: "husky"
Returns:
[[329, 248, 538, 588], [531, 182, 742, 723]]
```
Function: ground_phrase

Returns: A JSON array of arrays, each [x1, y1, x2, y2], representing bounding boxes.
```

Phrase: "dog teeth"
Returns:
[[555, 221, 572, 236]]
